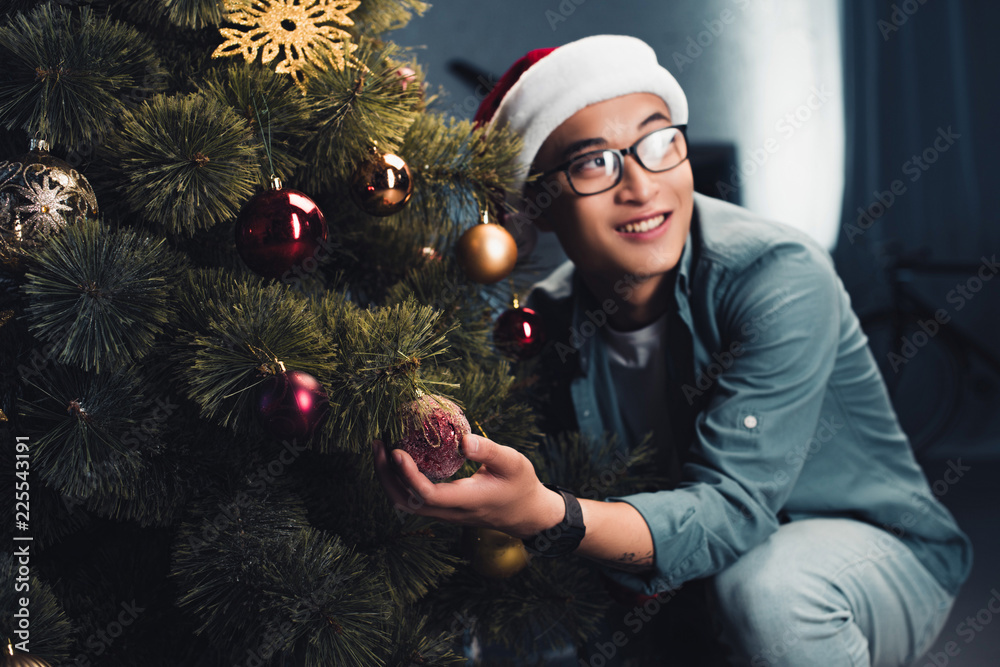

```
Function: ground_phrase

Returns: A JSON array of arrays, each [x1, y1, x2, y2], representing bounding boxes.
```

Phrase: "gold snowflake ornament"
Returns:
[[213, 0, 361, 84]]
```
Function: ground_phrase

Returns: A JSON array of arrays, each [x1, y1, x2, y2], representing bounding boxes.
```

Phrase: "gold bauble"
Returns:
[[0, 139, 99, 273], [349, 148, 413, 216], [455, 223, 518, 284], [462, 527, 531, 579], [2, 643, 53, 667]]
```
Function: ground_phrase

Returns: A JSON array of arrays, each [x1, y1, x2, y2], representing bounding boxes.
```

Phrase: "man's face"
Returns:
[[530, 92, 694, 289]]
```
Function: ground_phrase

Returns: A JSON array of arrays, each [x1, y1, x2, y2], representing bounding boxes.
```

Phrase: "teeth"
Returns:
[[619, 214, 666, 234]]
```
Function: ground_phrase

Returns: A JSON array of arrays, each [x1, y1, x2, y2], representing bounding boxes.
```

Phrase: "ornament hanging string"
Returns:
[[219, 345, 286, 399], [37, 67, 51, 143], [251, 95, 278, 185]]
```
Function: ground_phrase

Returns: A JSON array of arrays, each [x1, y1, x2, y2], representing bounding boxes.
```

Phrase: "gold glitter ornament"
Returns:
[[212, 0, 361, 85], [0, 139, 99, 273]]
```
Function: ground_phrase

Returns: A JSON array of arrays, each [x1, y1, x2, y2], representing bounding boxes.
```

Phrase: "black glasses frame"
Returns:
[[529, 124, 689, 196]]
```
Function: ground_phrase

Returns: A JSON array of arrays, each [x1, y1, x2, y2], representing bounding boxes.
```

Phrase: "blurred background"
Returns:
[[392, 0, 999, 664]]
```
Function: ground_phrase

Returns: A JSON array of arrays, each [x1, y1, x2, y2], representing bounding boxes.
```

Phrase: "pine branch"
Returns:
[[18, 362, 149, 505], [161, 0, 226, 30], [349, 0, 430, 35], [538, 431, 669, 498], [0, 4, 164, 148], [314, 293, 455, 452], [106, 92, 260, 236], [171, 268, 337, 433], [258, 529, 394, 667], [300, 37, 423, 192], [428, 558, 610, 659], [294, 449, 461, 605], [171, 484, 312, 655], [0, 553, 75, 664], [394, 113, 523, 245], [385, 252, 496, 364], [196, 61, 315, 184], [384, 614, 465, 667], [452, 362, 540, 455], [22, 219, 181, 372]]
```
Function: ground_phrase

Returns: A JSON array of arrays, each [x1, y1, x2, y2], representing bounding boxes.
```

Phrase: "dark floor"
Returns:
[[913, 452, 1000, 667]]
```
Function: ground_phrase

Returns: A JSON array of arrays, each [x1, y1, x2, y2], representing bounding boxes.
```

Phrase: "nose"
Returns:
[[615, 154, 658, 204]]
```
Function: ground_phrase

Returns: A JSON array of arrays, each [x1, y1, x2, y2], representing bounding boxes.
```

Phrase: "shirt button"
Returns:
[[583, 410, 591, 418], [743, 415, 758, 429]]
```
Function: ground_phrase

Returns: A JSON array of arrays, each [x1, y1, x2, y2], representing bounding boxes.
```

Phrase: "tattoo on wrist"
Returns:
[[595, 550, 654, 572]]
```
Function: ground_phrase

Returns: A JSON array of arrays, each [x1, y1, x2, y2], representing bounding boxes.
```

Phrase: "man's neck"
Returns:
[[579, 268, 677, 332]]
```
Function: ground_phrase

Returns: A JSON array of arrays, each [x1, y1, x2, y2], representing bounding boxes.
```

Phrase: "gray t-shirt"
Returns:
[[602, 314, 678, 482]]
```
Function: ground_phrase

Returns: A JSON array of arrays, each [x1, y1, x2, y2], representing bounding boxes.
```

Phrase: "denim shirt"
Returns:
[[526, 192, 972, 596]]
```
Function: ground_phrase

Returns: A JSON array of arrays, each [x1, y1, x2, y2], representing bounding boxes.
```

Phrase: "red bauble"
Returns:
[[235, 181, 328, 280], [392, 394, 469, 482], [493, 307, 545, 360], [256, 370, 330, 442]]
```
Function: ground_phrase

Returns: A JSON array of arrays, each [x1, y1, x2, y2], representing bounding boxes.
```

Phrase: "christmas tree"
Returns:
[[0, 2, 663, 665]]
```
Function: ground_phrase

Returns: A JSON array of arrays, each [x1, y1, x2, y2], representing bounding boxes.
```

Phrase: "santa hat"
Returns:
[[474, 34, 688, 199]]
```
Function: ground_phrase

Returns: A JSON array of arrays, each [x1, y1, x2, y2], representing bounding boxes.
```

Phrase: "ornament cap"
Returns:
[[29, 138, 49, 152], [269, 176, 282, 190]]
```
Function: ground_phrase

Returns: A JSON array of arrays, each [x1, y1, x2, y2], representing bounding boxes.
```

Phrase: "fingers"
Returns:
[[389, 444, 440, 499], [371, 440, 422, 510], [461, 433, 522, 477]]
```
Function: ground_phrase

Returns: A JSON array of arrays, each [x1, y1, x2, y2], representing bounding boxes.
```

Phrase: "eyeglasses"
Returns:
[[530, 125, 689, 196]]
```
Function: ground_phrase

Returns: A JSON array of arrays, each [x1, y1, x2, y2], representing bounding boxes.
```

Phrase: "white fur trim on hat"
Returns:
[[490, 34, 688, 198]]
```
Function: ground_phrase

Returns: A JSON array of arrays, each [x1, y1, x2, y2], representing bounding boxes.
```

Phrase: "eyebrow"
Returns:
[[560, 111, 672, 159]]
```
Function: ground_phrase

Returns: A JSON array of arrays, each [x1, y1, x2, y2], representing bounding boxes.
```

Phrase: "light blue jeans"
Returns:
[[710, 518, 957, 666]]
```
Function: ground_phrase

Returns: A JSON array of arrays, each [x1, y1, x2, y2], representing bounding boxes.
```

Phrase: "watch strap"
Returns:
[[523, 484, 586, 557]]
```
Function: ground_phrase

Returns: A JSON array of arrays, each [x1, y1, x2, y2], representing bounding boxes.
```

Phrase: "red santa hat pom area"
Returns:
[[474, 34, 689, 201]]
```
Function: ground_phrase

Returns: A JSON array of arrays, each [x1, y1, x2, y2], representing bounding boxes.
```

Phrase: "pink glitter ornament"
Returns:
[[393, 393, 469, 482]]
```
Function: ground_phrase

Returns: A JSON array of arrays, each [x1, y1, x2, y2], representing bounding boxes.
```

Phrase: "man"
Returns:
[[374, 34, 971, 665]]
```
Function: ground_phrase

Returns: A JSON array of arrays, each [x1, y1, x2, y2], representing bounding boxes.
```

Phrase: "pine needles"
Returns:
[[23, 219, 180, 372], [107, 93, 260, 236], [0, 4, 163, 148]]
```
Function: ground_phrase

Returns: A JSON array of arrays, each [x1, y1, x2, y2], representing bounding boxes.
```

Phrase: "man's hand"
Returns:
[[372, 434, 565, 539], [372, 434, 657, 573]]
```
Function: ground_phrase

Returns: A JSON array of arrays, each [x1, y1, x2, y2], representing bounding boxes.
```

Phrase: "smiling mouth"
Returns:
[[616, 213, 667, 234]]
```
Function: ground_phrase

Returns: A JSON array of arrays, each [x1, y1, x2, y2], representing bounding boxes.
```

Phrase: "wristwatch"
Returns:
[[523, 484, 586, 557]]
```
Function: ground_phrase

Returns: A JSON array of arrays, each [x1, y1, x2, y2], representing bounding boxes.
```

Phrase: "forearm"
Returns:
[[575, 498, 655, 572]]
